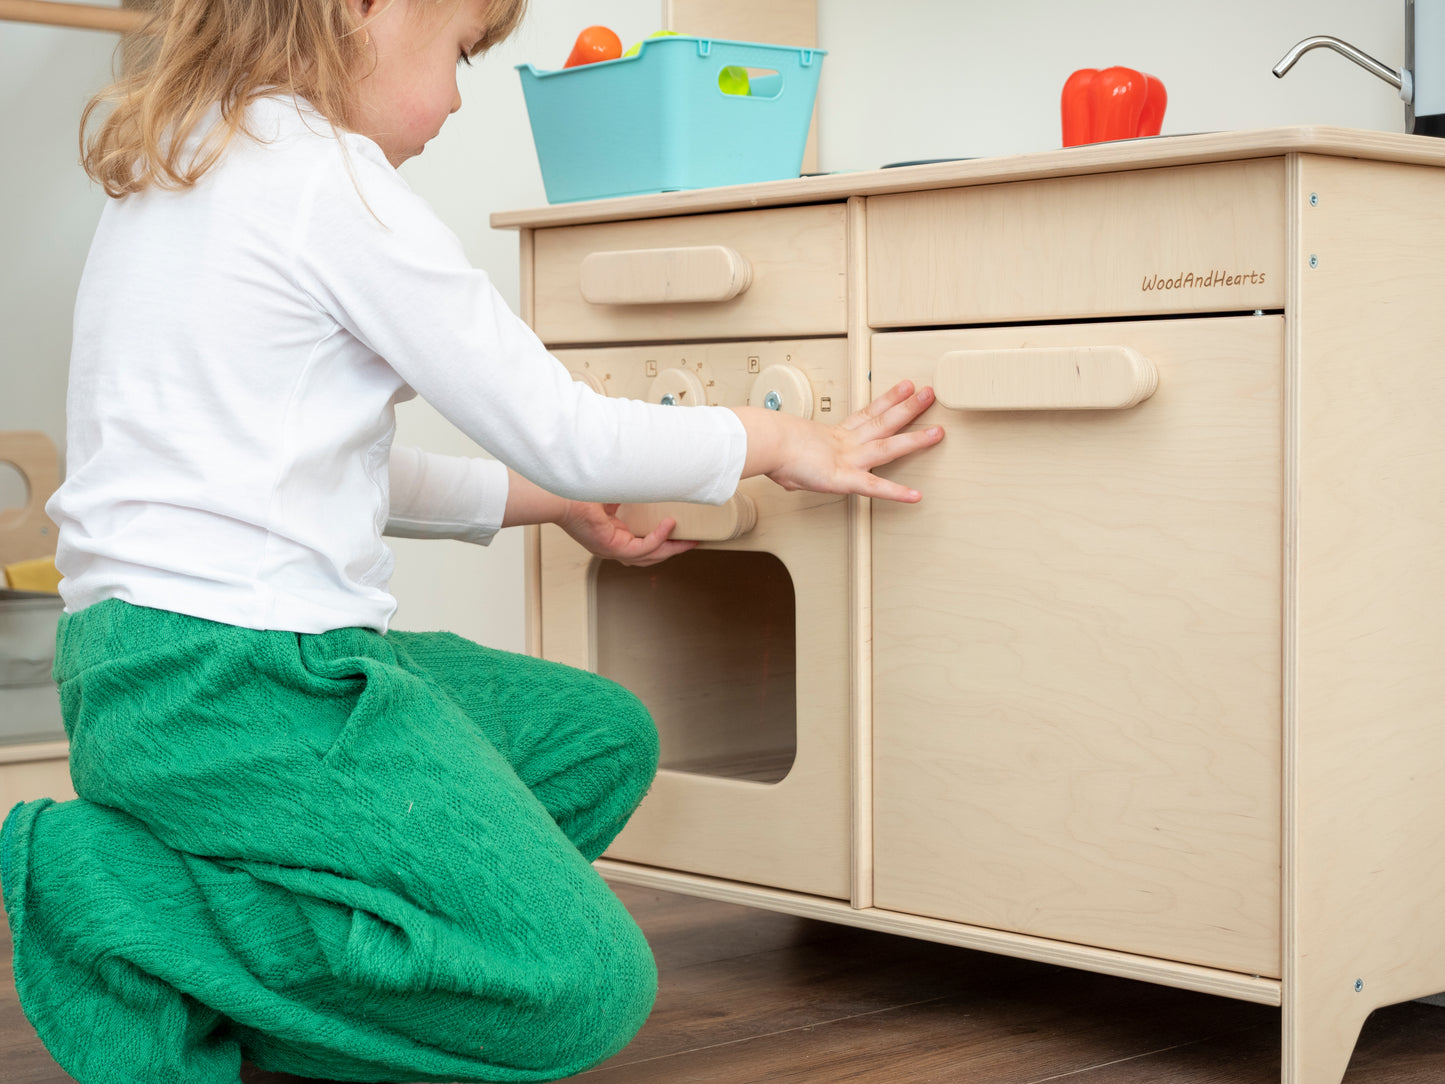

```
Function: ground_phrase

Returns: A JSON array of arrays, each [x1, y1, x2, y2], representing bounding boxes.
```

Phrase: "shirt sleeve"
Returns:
[[384, 444, 510, 544], [287, 139, 748, 507]]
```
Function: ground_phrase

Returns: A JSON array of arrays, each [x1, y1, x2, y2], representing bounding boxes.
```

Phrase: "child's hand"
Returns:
[[732, 380, 943, 502], [557, 502, 698, 567]]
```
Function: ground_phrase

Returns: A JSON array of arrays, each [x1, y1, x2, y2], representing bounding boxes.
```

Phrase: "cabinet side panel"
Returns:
[[1287, 154, 1445, 1080]]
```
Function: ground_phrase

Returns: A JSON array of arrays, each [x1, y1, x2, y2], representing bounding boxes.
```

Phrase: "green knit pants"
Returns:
[[1, 599, 660, 1083]]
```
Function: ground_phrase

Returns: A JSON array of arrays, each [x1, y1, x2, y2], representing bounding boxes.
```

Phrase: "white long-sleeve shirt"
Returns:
[[48, 96, 747, 633]]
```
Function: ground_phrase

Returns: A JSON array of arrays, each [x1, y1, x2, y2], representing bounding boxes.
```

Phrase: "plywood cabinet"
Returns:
[[497, 129, 1445, 1084]]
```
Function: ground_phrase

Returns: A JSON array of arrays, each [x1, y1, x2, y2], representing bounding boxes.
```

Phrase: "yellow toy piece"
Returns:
[[4, 555, 61, 594], [623, 29, 677, 58]]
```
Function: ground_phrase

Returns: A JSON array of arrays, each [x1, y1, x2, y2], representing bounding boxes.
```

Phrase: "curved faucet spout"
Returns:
[[1272, 34, 1404, 90]]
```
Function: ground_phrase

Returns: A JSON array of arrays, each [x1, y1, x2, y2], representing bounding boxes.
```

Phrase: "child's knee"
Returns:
[[533, 902, 658, 1074], [612, 680, 660, 778], [575, 673, 660, 786]]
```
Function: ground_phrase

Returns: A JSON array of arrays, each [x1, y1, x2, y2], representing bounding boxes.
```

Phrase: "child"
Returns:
[[0, 0, 943, 1080]]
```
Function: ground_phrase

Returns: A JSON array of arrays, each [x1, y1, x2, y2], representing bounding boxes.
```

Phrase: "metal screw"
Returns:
[[1355, 978, 1364, 993], [1310, 192, 1319, 206], [763, 391, 782, 411], [1309, 254, 1319, 269], [660, 393, 677, 406]]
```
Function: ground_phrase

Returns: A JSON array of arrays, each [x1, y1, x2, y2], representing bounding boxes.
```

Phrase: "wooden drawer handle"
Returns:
[[935, 346, 1159, 411], [579, 246, 753, 306], [616, 494, 758, 542]]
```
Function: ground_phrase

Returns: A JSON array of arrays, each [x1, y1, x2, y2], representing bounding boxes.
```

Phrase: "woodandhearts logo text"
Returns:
[[1141, 269, 1267, 291]]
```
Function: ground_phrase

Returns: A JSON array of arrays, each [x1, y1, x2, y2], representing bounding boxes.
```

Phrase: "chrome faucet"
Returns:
[[1273, 0, 1445, 136]]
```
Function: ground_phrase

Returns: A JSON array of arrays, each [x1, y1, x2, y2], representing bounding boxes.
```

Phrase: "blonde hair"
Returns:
[[81, 0, 527, 197]]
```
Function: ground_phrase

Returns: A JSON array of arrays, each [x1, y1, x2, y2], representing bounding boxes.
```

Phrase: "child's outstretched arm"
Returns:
[[502, 379, 943, 568]]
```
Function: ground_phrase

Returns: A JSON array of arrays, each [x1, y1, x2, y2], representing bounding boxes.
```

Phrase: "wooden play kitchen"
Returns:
[[493, 127, 1445, 1084]]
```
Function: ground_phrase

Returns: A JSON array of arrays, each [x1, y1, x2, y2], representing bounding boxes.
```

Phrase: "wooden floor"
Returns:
[[5, 882, 1444, 1083]]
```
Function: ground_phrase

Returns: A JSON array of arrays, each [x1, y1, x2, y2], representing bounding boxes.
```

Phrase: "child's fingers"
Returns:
[[617, 537, 698, 565], [852, 385, 937, 443], [840, 380, 917, 431], [857, 423, 945, 473], [849, 470, 924, 504], [615, 516, 698, 566]]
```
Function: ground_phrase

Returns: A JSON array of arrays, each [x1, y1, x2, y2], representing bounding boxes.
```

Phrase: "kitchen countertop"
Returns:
[[490, 125, 1445, 229]]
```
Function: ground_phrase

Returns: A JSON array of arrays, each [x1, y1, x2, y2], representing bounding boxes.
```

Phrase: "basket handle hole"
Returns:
[[719, 67, 783, 99]]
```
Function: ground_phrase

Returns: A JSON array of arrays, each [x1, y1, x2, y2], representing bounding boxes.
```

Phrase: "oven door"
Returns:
[[539, 340, 853, 900]]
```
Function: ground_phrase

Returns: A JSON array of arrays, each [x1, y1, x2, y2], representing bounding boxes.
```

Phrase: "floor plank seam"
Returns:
[[585, 994, 963, 1074], [1020, 1024, 1274, 1084]]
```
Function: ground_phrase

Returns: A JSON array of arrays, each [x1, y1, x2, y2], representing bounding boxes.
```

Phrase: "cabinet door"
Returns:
[[871, 316, 1282, 977]]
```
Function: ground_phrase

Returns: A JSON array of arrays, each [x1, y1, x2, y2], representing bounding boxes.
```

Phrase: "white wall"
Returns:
[[0, 23, 118, 508], [0, 0, 1420, 651], [816, 0, 1405, 170]]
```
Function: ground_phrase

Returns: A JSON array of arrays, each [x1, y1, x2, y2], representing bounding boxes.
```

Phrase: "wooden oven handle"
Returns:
[[615, 495, 758, 542], [934, 345, 1158, 411]]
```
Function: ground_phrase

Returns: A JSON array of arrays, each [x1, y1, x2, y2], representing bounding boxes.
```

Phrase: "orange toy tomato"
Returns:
[[564, 25, 623, 68]]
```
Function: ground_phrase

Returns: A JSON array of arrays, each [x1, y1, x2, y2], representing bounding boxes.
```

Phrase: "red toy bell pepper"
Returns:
[[1061, 67, 1167, 147]]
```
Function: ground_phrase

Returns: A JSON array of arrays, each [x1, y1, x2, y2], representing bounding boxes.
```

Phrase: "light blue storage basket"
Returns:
[[516, 36, 825, 204]]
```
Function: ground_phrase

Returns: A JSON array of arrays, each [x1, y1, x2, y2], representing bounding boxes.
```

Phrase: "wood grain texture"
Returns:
[[934, 345, 1158, 411], [540, 338, 852, 898], [517, 228, 544, 660], [845, 196, 874, 911], [530, 204, 847, 344], [578, 245, 754, 306], [870, 315, 1284, 978], [0, 0, 146, 32], [616, 494, 757, 542], [491, 127, 1445, 231], [518, 133, 1445, 1083], [663, 0, 816, 50], [867, 159, 1286, 327], [598, 860, 1282, 1006], [1281, 153, 1445, 1084], [10, 884, 1442, 1083]]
